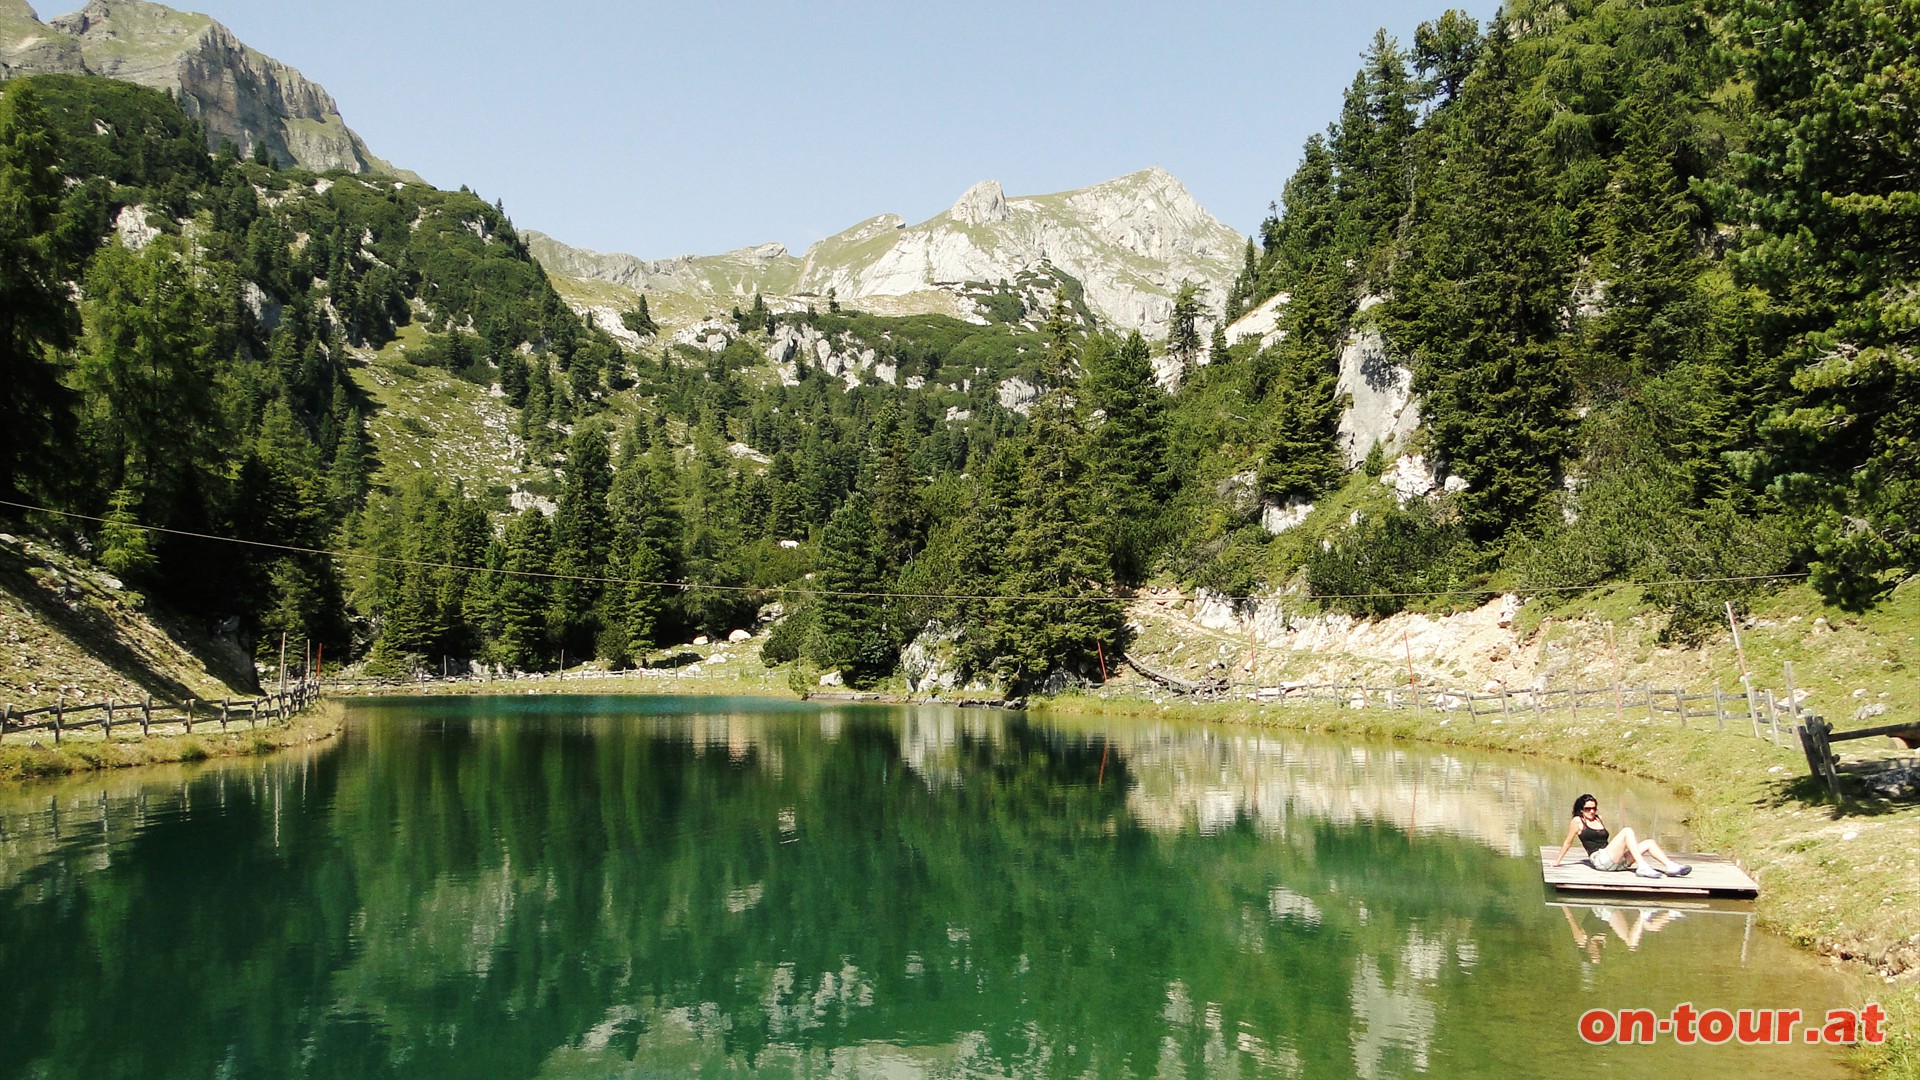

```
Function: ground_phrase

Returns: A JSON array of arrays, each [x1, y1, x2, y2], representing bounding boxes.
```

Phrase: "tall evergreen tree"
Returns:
[[550, 425, 614, 658], [1719, 0, 1920, 604], [492, 508, 554, 671], [1083, 331, 1171, 580], [811, 492, 893, 685], [0, 82, 79, 510], [1388, 16, 1576, 539]]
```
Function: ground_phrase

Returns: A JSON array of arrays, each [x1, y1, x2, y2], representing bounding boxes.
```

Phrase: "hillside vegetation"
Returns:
[[1, 0, 1916, 699]]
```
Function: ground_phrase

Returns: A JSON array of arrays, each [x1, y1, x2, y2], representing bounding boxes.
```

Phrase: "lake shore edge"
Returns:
[[0, 699, 347, 782]]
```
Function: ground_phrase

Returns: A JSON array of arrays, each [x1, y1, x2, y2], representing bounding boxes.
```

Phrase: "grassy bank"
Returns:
[[0, 700, 347, 782]]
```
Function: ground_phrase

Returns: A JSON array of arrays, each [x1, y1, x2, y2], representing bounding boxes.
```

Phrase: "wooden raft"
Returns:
[[1539, 846, 1758, 899]]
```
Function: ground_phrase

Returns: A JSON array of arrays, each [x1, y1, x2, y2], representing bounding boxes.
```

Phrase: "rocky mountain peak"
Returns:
[[947, 179, 1009, 226], [2, 0, 394, 175]]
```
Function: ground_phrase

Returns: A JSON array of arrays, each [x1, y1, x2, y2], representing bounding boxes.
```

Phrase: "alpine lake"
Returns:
[[0, 695, 1868, 1078]]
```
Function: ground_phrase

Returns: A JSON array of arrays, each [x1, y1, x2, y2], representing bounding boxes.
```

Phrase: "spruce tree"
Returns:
[[493, 508, 554, 671], [1719, 0, 1920, 603], [811, 492, 892, 685], [1388, 16, 1576, 540], [0, 82, 78, 510], [550, 425, 614, 657]]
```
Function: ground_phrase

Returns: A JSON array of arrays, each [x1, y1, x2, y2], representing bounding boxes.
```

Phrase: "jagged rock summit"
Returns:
[[0, 0, 393, 174], [531, 167, 1245, 336]]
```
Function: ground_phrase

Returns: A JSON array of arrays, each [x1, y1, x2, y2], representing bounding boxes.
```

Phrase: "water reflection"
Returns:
[[0, 697, 1863, 1079]]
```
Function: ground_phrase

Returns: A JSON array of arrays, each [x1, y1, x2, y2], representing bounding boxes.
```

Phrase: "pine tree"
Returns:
[[973, 407, 1118, 691], [0, 82, 79, 509], [811, 492, 892, 685], [550, 426, 615, 658], [1718, 0, 1920, 604], [492, 508, 554, 671], [864, 400, 924, 575], [1166, 282, 1203, 377], [1082, 330, 1171, 580], [1388, 15, 1576, 540]]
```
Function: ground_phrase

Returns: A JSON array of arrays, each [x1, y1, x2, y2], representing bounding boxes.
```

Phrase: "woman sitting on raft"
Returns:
[[1552, 793, 1691, 878]]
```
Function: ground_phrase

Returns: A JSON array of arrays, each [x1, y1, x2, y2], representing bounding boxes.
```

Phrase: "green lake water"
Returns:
[[0, 695, 1867, 1078]]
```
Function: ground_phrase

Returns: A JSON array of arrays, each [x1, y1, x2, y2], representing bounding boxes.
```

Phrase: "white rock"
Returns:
[[1335, 325, 1420, 468], [1381, 455, 1438, 503], [997, 377, 1041, 415], [728, 629, 751, 643], [1261, 500, 1313, 534], [114, 204, 160, 250], [1224, 291, 1289, 349], [692, 635, 709, 646], [947, 179, 1010, 225], [818, 670, 844, 688]]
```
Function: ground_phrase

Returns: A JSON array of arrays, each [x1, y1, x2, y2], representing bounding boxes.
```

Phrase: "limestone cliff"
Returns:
[[1, 0, 393, 175]]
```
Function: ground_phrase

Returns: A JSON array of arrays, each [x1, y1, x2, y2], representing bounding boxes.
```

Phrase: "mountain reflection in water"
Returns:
[[0, 696, 1861, 1079]]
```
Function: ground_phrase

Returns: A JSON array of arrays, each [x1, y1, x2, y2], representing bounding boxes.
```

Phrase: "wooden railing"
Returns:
[[1, 677, 323, 745], [1200, 674, 1816, 747]]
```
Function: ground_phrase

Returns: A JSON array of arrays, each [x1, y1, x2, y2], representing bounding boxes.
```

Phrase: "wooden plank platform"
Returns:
[[1539, 846, 1758, 899]]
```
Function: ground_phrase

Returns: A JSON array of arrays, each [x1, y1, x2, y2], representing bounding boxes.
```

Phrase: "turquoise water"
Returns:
[[0, 695, 1864, 1078]]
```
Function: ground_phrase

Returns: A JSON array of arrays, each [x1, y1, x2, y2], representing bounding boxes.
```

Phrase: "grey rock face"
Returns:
[[0, 0, 85, 75], [2, 0, 389, 175], [1335, 325, 1420, 469]]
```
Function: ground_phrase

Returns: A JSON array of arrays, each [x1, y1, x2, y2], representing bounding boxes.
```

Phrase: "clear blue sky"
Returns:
[[79, 1, 1504, 259]]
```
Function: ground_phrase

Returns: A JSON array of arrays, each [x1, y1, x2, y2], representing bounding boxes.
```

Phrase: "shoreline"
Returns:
[[0, 700, 347, 782]]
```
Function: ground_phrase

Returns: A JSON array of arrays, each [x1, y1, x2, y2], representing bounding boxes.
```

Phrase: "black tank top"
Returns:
[[1579, 818, 1610, 854]]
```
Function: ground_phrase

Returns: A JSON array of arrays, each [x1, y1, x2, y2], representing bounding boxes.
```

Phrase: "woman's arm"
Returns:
[[1553, 818, 1578, 866]]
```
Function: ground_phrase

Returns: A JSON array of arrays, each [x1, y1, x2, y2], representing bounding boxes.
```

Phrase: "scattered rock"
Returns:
[[817, 670, 844, 688], [727, 629, 751, 643]]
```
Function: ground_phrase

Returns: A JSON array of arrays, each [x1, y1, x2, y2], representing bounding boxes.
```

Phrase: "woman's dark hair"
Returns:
[[1572, 794, 1597, 818]]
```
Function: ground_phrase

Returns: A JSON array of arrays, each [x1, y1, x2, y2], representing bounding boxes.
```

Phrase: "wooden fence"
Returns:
[[1217, 676, 1812, 747], [1, 677, 323, 745]]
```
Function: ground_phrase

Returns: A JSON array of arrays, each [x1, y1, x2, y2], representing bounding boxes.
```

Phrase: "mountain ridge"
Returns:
[[0, 0, 397, 174], [530, 166, 1244, 337]]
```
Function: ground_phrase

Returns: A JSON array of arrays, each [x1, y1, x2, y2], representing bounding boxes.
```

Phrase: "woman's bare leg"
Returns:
[[1609, 828, 1641, 865], [1633, 837, 1682, 872]]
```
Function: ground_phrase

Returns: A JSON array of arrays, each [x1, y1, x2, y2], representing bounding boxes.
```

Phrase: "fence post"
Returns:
[[1765, 690, 1782, 745], [219, 699, 229, 732], [141, 695, 152, 737], [1674, 689, 1687, 729], [1645, 687, 1656, 721], [54, 698, 63, 743], [1783, 661, 1800, 726], [185, 699, 195, 734], [1713, 688, 1724, 733], [103, 699, 113, 739]]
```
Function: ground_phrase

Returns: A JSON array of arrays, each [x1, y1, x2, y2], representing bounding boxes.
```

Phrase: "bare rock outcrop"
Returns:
[[2, 0, 390, 174]]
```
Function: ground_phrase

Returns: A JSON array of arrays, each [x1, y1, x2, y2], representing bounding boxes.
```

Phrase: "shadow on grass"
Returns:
[[1760, 763, 1920, 819], [0, 546, 199, 704]]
